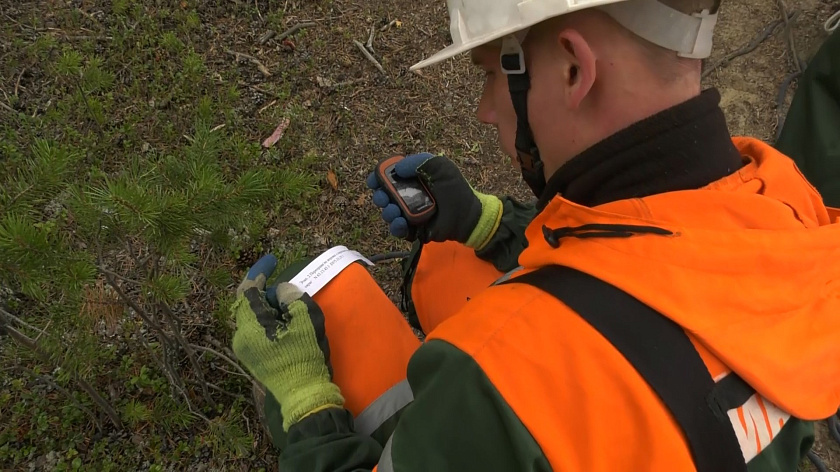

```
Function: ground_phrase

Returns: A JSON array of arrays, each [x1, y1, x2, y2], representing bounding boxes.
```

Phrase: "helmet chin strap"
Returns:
[[500, 32, 546, 198]]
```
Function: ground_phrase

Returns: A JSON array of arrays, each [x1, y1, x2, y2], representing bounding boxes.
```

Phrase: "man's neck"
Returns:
[[536, 88, 744, 209]]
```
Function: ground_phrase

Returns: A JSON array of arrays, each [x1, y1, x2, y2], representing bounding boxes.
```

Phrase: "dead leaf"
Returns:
[[326, 170, 338, 190], [355, 193, 367, 206], [261, 117, 290, 148], [395, 20, 403, 28]]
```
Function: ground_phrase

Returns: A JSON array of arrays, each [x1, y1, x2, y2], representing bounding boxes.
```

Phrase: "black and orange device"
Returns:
[[375, 155, 437, 226]]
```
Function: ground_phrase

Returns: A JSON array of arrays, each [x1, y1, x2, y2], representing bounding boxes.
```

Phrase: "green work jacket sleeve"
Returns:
[[277, 339, 550, 472], [278, 407, 382, 471]]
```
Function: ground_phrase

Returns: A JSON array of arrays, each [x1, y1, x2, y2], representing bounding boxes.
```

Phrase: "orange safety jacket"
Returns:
[[274, 137, 840, 472], [371, 137, 840, 471]]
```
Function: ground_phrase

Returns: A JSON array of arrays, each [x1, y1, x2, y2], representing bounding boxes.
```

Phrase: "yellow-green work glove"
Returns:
[[231, 254, 344, 431]]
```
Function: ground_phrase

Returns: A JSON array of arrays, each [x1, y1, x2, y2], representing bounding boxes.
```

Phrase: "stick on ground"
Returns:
[[353, 40, 386, 75], [775, 0, 804, 72], [257, 30, 275, 45], [701, 13, 795, 79], [225, 49, 272, 77], [380, 19, 399, 32], [277, 21, 317, 42], [0, 100, 18, 115], [366, 25, 376, 53]]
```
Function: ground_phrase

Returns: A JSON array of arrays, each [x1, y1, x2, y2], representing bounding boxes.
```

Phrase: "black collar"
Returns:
[[536, 88, 744, 210]]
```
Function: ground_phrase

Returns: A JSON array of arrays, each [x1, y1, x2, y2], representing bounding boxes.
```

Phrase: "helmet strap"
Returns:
[[501, 34, 546, 198]]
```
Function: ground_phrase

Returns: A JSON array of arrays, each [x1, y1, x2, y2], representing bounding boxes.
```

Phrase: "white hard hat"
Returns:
[[410, 0, 719, 70]]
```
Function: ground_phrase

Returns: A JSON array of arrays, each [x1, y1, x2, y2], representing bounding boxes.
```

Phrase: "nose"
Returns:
[[476, 83, 497, 125]]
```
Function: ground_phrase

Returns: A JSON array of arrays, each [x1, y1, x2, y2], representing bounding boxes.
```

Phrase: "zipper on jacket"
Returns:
[[542, 224, 674, 248]]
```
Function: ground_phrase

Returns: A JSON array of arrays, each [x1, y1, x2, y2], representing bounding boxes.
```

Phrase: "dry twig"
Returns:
[[258, 99, 278, 114], [366, 25, 376, 53], [15, 69, 25, 97], [277, 21, 317, 42], [63, 35, 114, 41], [380, 19, 399, 32], [238, 81, 287, 101], [775, 0, 804, 72], [701, 14, 793, 79], [353, 40, 386, 75], [316, 76, 367, 90], [225, 49, 271, 77], [0, 101, 18, 115], [771, 1, 807, 141], [257, 30, 276, 45]]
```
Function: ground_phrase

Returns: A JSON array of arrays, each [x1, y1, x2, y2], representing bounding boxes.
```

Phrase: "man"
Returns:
[[231, 0, 840, 470]]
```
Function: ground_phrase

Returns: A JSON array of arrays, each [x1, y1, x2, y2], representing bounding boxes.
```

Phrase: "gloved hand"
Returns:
[[366, 153, 503, 249], [231, 254, 344, 431]]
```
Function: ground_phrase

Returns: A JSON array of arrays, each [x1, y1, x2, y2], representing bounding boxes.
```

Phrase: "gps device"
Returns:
[[375, 155, 437, 225]]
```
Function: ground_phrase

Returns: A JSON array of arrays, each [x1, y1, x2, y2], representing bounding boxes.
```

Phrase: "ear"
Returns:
[[556, 29, 596, 109]]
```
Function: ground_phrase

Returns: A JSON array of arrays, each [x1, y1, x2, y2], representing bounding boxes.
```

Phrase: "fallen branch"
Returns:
[[277, 21, 317, 42], [701, 13, 794, 79], [366, 25, 376, 53], [15, 69, 24, 97], [257, 99, 278, 114], [239, 81, 286, 101], [353, 40, 386, 75], [62, 35, 114, 42], [0, 100, 19, 115], [775, 0, 804, 73], [225, 49, 271, 77], [257, 30, 276, 45], [380, 19, 399, 32], [316, 76, 367, 90]]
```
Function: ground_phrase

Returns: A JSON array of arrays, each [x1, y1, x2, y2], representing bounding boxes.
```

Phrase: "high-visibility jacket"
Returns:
[[278, 137, 840, 471]]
